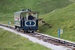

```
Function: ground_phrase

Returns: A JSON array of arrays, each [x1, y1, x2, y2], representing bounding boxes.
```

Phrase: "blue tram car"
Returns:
[[14, 9, 38, 33]]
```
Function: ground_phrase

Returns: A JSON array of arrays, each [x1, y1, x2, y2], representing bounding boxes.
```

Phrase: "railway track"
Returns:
[[0, 24, 75, 50]]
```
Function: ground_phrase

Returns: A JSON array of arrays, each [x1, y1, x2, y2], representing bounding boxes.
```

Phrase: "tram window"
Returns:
[[33, 13, 38, 19], [21, 13, 26, 18]]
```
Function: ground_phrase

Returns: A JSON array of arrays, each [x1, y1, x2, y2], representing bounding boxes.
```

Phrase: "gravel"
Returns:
[[35, 32, 75, 44]]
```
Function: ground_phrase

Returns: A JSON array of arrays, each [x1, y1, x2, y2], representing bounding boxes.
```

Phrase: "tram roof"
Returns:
[[14, 10, 38, 14]]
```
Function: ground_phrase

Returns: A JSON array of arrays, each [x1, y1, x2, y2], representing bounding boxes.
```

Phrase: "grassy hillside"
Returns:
[[0, 0, 74, 21], [0, 0, 73, 14], [38, 3, 75, 42], [0, 28, 51, 50]]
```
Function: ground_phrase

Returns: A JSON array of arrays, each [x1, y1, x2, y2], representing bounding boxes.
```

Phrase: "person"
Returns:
[[24, 17, 27, 21], [21, 16, 24, 27], [28, 14, 34, 20]]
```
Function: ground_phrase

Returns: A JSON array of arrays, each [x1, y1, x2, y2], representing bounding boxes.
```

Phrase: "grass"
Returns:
[[0, 0, 74, 25], [0, 0, 73, 14], [0, 0, 75, 25], [0, 28, 51, 50], [38, 3, 75, 42]]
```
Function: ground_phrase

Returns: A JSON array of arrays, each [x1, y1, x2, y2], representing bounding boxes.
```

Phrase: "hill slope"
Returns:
[[0, 0, 75, 23], [0, 0, 73, 14], [38, 3, 75, 42]]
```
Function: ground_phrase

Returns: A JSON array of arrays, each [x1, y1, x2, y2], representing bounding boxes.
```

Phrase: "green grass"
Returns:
[[0, 28, 51, 50], [0, 0, 74, 24], [0, 0, 75, 24], [0, 0, 73, 14], [38, 3, 75, 42], [0, 0, 74, 26]]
